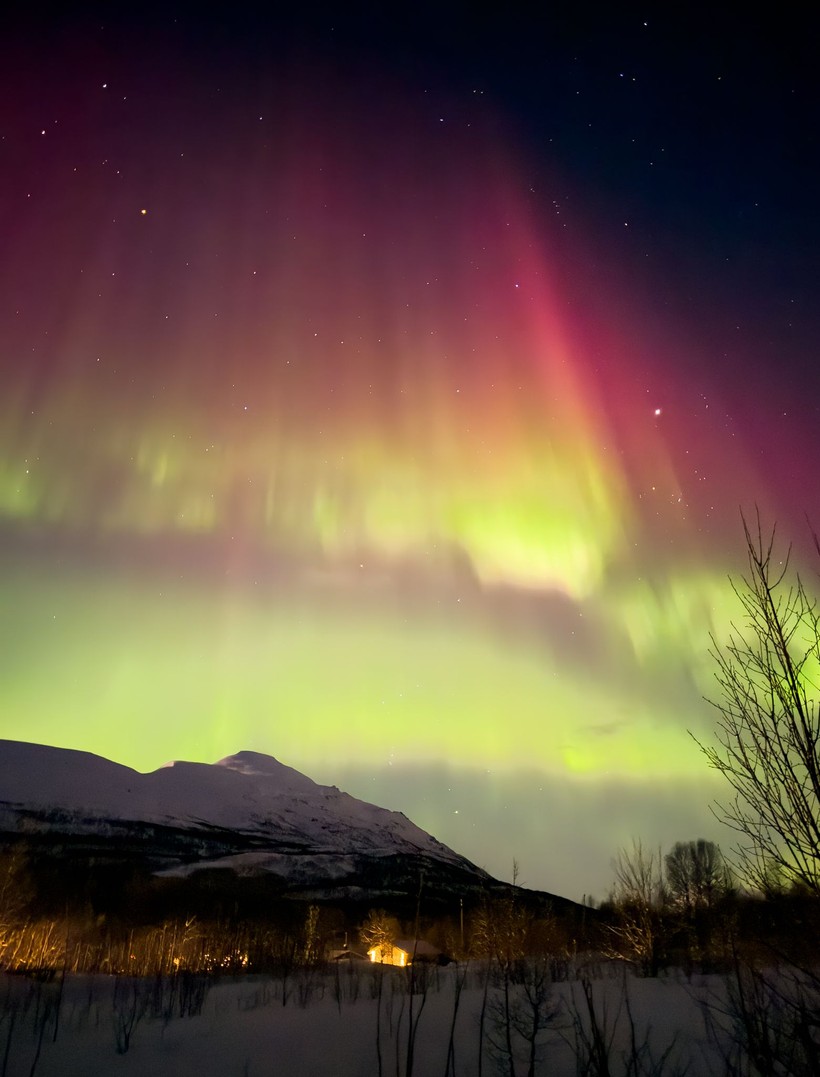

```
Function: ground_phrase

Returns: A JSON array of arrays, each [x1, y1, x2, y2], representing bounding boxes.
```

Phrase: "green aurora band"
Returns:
[[0, 64, 808, 897]]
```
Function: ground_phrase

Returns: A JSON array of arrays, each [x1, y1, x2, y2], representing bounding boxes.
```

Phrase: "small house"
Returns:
[[367, 939, 441, 967], [329, 947, 369, 963]]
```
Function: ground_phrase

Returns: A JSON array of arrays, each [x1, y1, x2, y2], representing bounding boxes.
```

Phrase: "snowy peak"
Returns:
[[214, 750, 320, 792], [216, 750, 289, 775], [0, 741, 485, 891]]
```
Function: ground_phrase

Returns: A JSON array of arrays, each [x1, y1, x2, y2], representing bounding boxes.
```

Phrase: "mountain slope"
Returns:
[[0, 740, 491, 902]]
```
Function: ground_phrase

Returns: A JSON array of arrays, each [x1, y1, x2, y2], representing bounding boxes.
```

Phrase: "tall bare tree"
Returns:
[[698, 515, 820, 895], [697, 516, 820, 1076], [664, 839, 730, 912], [359, 909, 399, 962], [608, 839, 666, 976]]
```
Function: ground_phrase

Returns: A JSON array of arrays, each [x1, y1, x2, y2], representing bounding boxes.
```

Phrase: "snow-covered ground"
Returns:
[[0, 964, 736, 1076]]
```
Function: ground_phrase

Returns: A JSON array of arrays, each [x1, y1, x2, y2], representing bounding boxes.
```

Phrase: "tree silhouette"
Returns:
[[698, 514, 820, 895], [608, 839, 666, 976], [664, 839, 730, 912], [359, 909, 399, 961]]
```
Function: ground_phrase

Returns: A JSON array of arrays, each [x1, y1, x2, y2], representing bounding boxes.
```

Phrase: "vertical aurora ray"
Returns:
[[0, 57, 800, 897], [1, 134, 634, 598]]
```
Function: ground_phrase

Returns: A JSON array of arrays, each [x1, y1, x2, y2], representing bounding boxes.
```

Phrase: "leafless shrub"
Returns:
[[566, 972, 688, 1077]]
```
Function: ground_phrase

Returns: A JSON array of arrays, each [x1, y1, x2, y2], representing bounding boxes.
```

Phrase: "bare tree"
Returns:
[[665, 839, 733, 973], [665, 840, 731, 912], [698, 515, 820, 895], [473, 894, 531, 1077], [608, 840, 666, 976], [696, 516, 820, 1077], [360, 910, 400, 963], [567, 971, 688, 1077]]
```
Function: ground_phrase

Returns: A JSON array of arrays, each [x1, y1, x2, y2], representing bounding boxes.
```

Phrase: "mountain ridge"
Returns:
[[0, 740, 584, 923], [0, 739, 492, 901]]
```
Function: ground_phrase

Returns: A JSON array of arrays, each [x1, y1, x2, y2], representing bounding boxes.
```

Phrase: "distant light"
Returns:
[[140, 208, 147, 215], [654, 407, 662, 416]]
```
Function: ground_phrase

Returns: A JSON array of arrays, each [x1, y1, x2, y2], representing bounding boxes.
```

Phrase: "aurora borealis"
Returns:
[[1, 7, 819, 899]]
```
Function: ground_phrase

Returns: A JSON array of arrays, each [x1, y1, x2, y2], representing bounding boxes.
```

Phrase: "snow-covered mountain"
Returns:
[[0, 740, 491, 901]]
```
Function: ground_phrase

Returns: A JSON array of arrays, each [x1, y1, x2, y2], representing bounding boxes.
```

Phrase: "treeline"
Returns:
[[597, 837, 820, 979], [0, 836, 596, 978], [1, 830, 816, 982]]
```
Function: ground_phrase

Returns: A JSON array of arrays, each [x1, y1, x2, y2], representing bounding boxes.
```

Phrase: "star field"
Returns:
[[0, 5, 818, 899]]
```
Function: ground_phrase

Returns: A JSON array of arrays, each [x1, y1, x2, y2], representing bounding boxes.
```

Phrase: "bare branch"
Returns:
[[695, 514, 820, 895]]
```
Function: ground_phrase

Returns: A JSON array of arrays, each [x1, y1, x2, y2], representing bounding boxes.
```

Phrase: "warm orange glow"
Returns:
[[367, 942, 408, 966]]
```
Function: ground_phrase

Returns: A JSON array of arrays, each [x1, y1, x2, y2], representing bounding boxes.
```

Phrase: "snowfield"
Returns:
[[0, 964, 737, 1077]]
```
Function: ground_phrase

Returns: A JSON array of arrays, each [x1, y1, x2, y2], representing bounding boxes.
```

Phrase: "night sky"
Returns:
[[1, 4, 818, 901]]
